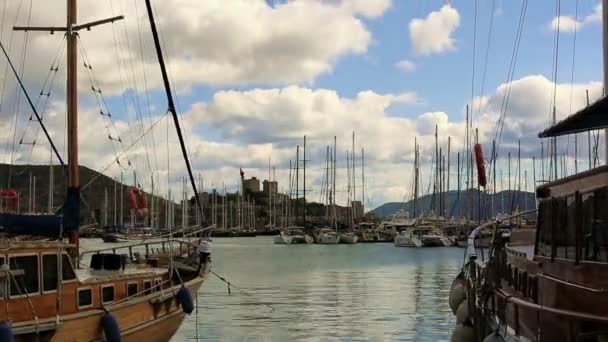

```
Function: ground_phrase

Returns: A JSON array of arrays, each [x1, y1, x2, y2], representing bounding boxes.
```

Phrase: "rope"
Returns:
[[492, 0, 529, 158], [81, 112, 169, 192], [210, 270, 275, 313], [77, 36, 128, 171]]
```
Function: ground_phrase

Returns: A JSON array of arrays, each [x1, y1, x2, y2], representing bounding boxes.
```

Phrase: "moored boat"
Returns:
[[339, 232, 359, 244], [317, 228, 340, 244]]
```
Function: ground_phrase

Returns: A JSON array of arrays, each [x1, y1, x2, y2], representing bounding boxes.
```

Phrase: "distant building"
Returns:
[[352, 200, 363, 219], [243, 177, 260, 193], [263, 180, 278, 194]]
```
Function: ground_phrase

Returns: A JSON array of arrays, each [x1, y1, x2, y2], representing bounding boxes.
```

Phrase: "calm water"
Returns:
[[167, 237, 464, 342]]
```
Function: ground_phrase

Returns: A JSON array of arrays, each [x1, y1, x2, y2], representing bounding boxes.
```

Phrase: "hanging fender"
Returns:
[[176, 287, 195, 315], [474, 144, 487, 187], [127, 187, 148, 218], [101, 311, 121, 342]]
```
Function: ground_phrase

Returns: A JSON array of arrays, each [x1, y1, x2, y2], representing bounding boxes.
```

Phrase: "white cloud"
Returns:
[[409, 4, 460, 55], [2, 75, 604, 207], [0, 0, 390, 94], [395, 59, 416, 73], [549, 3, 602, 32]]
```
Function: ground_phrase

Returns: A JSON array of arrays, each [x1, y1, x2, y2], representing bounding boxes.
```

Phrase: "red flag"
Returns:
[[240, 168, 245, 179]]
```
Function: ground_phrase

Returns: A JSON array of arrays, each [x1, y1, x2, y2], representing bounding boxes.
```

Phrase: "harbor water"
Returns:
[[165, 237, 463, 341]]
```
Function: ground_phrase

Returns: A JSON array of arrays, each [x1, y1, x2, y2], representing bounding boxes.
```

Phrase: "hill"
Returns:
[[370, 189, 536, 220]]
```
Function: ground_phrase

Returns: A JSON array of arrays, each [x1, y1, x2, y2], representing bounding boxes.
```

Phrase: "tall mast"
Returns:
[[361, 147, 365, 215], [446, 136, 450, 218], [413, 138, 418, 219], [303, 136, 306, 225], [296, 145, 299, 225], [352, 131, 356, 211], [333, 136, 337, 229]]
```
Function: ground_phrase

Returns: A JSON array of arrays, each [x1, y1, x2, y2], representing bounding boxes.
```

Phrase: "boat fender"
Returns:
[[101, 312, 121, 342], [177, 287, 195, 315], [482, 330, 506, 342], [0, 322, 14, 342], [474, 144, 487, 187], [449, 274, 466, 314], [455, 299, 470, 324], [450, 323, 475, 342]]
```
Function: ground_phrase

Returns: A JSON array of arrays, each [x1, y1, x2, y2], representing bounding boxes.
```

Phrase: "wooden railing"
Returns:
[[77, 237, 199, 268]]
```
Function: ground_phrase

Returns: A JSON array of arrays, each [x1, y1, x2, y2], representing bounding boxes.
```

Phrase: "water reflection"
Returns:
[[81, 237, 463, 341]]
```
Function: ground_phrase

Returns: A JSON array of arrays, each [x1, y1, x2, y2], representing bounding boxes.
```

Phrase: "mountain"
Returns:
[[370, 189, 536, 220]]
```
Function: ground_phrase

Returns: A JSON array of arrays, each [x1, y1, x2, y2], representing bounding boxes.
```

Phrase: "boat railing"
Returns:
[[77, 228, 206, 268], [466, 209, 537, 261]]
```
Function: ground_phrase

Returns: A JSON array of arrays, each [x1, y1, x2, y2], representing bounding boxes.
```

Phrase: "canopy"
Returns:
[[539, 96, 608, 138]]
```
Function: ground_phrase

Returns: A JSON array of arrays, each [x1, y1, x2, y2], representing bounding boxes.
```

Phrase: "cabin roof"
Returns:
[[539, 96, 608, 138], [536, 165, 608, 198]]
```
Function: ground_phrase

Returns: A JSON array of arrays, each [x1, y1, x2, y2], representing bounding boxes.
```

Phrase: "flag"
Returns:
[[240, 168, 245, 179]]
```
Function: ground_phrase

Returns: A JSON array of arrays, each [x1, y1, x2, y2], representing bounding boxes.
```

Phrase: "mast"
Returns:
[[433, 125, 440, 218], [296, 145, 299, 225], [457, 152, 460, 218], [446, 136, 450, 218], [49, 150, 54, 213], [303, 136, 306, 225], [413, 138, 419, 219], [352, 131, 356, 215], [361, 147, 365, 216], [288, 159, 292, 226], [145, 0, 204, 229], [268, 157, 272, 227], [333, 136, 337, 229]]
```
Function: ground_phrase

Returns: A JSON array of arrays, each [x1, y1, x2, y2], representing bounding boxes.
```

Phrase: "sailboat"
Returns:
[[0, 1, 208, 340]]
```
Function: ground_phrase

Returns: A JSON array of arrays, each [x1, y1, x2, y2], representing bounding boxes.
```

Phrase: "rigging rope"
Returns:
[[492, 0, 528, 157]]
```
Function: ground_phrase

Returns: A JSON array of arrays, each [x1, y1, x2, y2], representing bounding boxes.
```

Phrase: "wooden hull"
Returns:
[[14, 277, 204, 342]]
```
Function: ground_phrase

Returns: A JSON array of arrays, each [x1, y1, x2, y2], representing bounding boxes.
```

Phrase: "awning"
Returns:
[[538, 95, 608, 138]]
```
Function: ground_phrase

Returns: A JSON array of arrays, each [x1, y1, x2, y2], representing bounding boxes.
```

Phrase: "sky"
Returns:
[[0, 0, 605, 211]]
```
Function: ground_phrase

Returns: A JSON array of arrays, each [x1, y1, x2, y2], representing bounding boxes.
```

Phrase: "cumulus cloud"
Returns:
[[0, 0, 388, 94], [395, 59, 416, 73], [549, 3, 602, 32], [409, 4, 460, 55], [1, 74, 604, 207]]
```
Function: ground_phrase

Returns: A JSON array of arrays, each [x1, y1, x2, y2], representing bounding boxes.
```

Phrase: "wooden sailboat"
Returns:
[[0, 0, 209, 340], [450, 1, 608, 339]]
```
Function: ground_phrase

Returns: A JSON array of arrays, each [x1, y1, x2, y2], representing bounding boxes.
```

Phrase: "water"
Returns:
[[169, 237, 463, 342]]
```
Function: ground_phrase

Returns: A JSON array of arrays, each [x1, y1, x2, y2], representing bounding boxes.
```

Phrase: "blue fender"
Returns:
[[177, 287, 194, 315], [0, 322, 14, 342], [101, 312, 121, 342]]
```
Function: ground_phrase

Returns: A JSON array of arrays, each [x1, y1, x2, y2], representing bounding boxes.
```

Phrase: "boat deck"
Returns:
[[75, 266, 168, 283]]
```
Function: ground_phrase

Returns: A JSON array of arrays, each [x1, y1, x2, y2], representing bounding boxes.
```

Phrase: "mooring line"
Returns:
[[210, 270, 275, 313]]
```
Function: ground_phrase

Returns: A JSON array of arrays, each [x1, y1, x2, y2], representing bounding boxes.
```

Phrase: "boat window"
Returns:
[[143, 280, 152, 295], [555, 195, 576, 260], [582, 188, 608, 262], [9, 255, 39, 296], [127, 282, 138, 297], [77, 288, 93, 308], [41, 254, 77, 292], [102, 285, 115, 304]]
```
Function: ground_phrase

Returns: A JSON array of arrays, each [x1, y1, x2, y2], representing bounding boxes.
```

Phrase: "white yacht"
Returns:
[[339, 232, 359, 244], [317, 228, 340, 244], [394, 225, 451, 247], [274, 227, 313, 244], [273, 230, 293, 244]]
